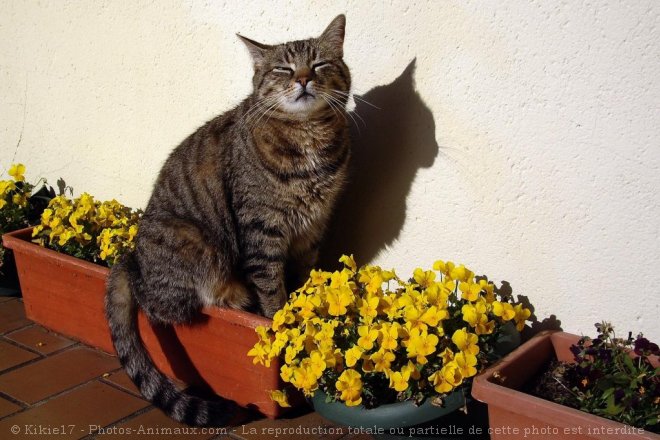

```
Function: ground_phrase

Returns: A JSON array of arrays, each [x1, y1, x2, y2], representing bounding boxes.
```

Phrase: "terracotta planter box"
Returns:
[[2, 227, 288, 419], [472, 330, 660, 440]]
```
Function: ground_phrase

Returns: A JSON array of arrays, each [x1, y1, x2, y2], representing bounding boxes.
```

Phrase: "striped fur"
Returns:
[[105, 15, 351, 426]]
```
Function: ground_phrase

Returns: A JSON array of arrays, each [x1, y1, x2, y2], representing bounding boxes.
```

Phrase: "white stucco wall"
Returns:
[[2, 1, 658, 340]]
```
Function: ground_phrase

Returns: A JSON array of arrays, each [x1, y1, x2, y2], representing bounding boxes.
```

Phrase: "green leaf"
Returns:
[[600, 387, 615, 400], [605, 393, 624, 416], [622, 354, 635, 372]]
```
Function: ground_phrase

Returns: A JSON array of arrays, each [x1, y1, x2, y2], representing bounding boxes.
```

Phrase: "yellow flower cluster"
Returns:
[[1, 164, 29, 211], [1, 164, 39, 237], [249, 256, 532, 409], [32, 193, 141, 266]]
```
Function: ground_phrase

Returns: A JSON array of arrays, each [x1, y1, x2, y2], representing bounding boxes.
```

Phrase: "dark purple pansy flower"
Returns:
[[614, 389, 625, 403], [634, 337, 660, 356]]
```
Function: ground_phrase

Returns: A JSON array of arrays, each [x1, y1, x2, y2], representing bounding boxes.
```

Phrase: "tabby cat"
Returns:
[[105, 15, 351, 426]]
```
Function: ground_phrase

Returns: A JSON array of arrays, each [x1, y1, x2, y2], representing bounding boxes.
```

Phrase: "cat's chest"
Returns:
[[253, 120, 341, 172], [277, 161, 345, 236]]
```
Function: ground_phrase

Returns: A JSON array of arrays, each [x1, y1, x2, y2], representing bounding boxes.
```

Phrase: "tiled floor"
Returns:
[[0, 297, 494, 439], [0, 298, 373, 440]]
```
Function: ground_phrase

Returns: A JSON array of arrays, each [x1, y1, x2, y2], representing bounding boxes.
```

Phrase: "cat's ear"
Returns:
[[319, 14, 346, 58], [237, 34, 271, 66]]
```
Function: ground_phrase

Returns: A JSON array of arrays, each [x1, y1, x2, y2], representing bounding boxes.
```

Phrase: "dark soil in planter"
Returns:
[[524, 359, 659, 434], [526, 360, 582, 410]]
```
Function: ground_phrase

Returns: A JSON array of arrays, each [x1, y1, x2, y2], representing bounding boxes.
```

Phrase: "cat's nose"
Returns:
[[295, 68, 312, 88]]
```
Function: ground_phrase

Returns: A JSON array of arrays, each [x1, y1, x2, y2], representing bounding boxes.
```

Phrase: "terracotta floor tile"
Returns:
[[0, 396, 22, 419], [0, 339, 40, 372], [0, 381, 149, 439], [0, 346, 120, 404], [233, 411, 348, 440], [101, 370, 140, 397], [98, 407, 221, 439], [6, 325, 76, 355], [0, 299, 31, 334]]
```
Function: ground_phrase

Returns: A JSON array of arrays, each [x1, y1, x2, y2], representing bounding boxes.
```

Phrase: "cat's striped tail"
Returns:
[[104, 253, 238, 426]]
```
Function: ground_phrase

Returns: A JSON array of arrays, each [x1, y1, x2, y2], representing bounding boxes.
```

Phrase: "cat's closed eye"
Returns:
[[312, 61, 331, 71], [272, 66, 293, 75]]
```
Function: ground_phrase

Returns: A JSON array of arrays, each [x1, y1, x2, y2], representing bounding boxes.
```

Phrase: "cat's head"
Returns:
[[238, 15, 351, 118]]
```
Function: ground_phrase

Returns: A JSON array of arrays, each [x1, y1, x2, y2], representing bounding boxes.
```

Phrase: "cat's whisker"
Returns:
[[240, 95, 282, 129], [322, 91, 365, 129], [319, 92, 361, 135], [317, 92, 346, 125], [249, 91, 291, 130], [334, 90, 381, 110], [240, 92, 288, 131]]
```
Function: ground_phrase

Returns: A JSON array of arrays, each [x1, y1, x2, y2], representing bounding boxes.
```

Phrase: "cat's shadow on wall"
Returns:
[[319, 59, 439, 267]]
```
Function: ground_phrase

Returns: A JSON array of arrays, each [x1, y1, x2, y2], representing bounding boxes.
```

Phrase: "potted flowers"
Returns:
[[3, 192, 141, 348], [249, 255, 531, 428], [3, 191, 287, 418], [0, 163, 54, 295], [31, 193, 141, 266], [471, 324, 659, 440]]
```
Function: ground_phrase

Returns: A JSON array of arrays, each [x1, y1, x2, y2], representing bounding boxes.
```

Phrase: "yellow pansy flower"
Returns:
[[329, 270, 350, 288], [432, 260, 455, 277], [290, 364, 318, 395], [429, 362, 463, 394], [439, 348, 455, 365], [389, 369, 410, 392], [513, 304, 531, 331], [308, 350, 327, 377], [280, 364, 294, 382], [451, 328, 479, 355], [310, 269, 331, 286], [357, 294, 379, 322], [420, 305, 448, 327], [8, 163, 26, 181], [339, 254, 357, 273], [462, 299, 495, 335], [378, 322, 399, 351], [345, 346, 364, 368], [0, 180, 16, 195], [492, 301, 516, 321], [454, 351, 478, 378], [336, 369, 362, 406], [413, 268, 436, 288], [404, 327, 438, 364], [357, 325, 379, 351], [370, 350, 395, 373], [450, 265, 474, 283], [269, 390, 290, 407], [401, 360, 422, 381], [459, 281, 482, 302], [272, 309, 295, 331], [326, 286, 353, 316]]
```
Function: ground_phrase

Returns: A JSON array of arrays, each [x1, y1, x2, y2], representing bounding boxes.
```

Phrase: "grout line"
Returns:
[[18, 372, 125, 409], [0, 331, 47, 357], [0, 391, 29, 422], [80, 403, 155, 440], [2, 323, 36, 336], [3, 325, 79, 355], [0, 340, 86, 376], [0, 322, 33, 337], [0, 337, 45, 374], [99, 371, 143, 398], [0, 390, 28, 408]]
